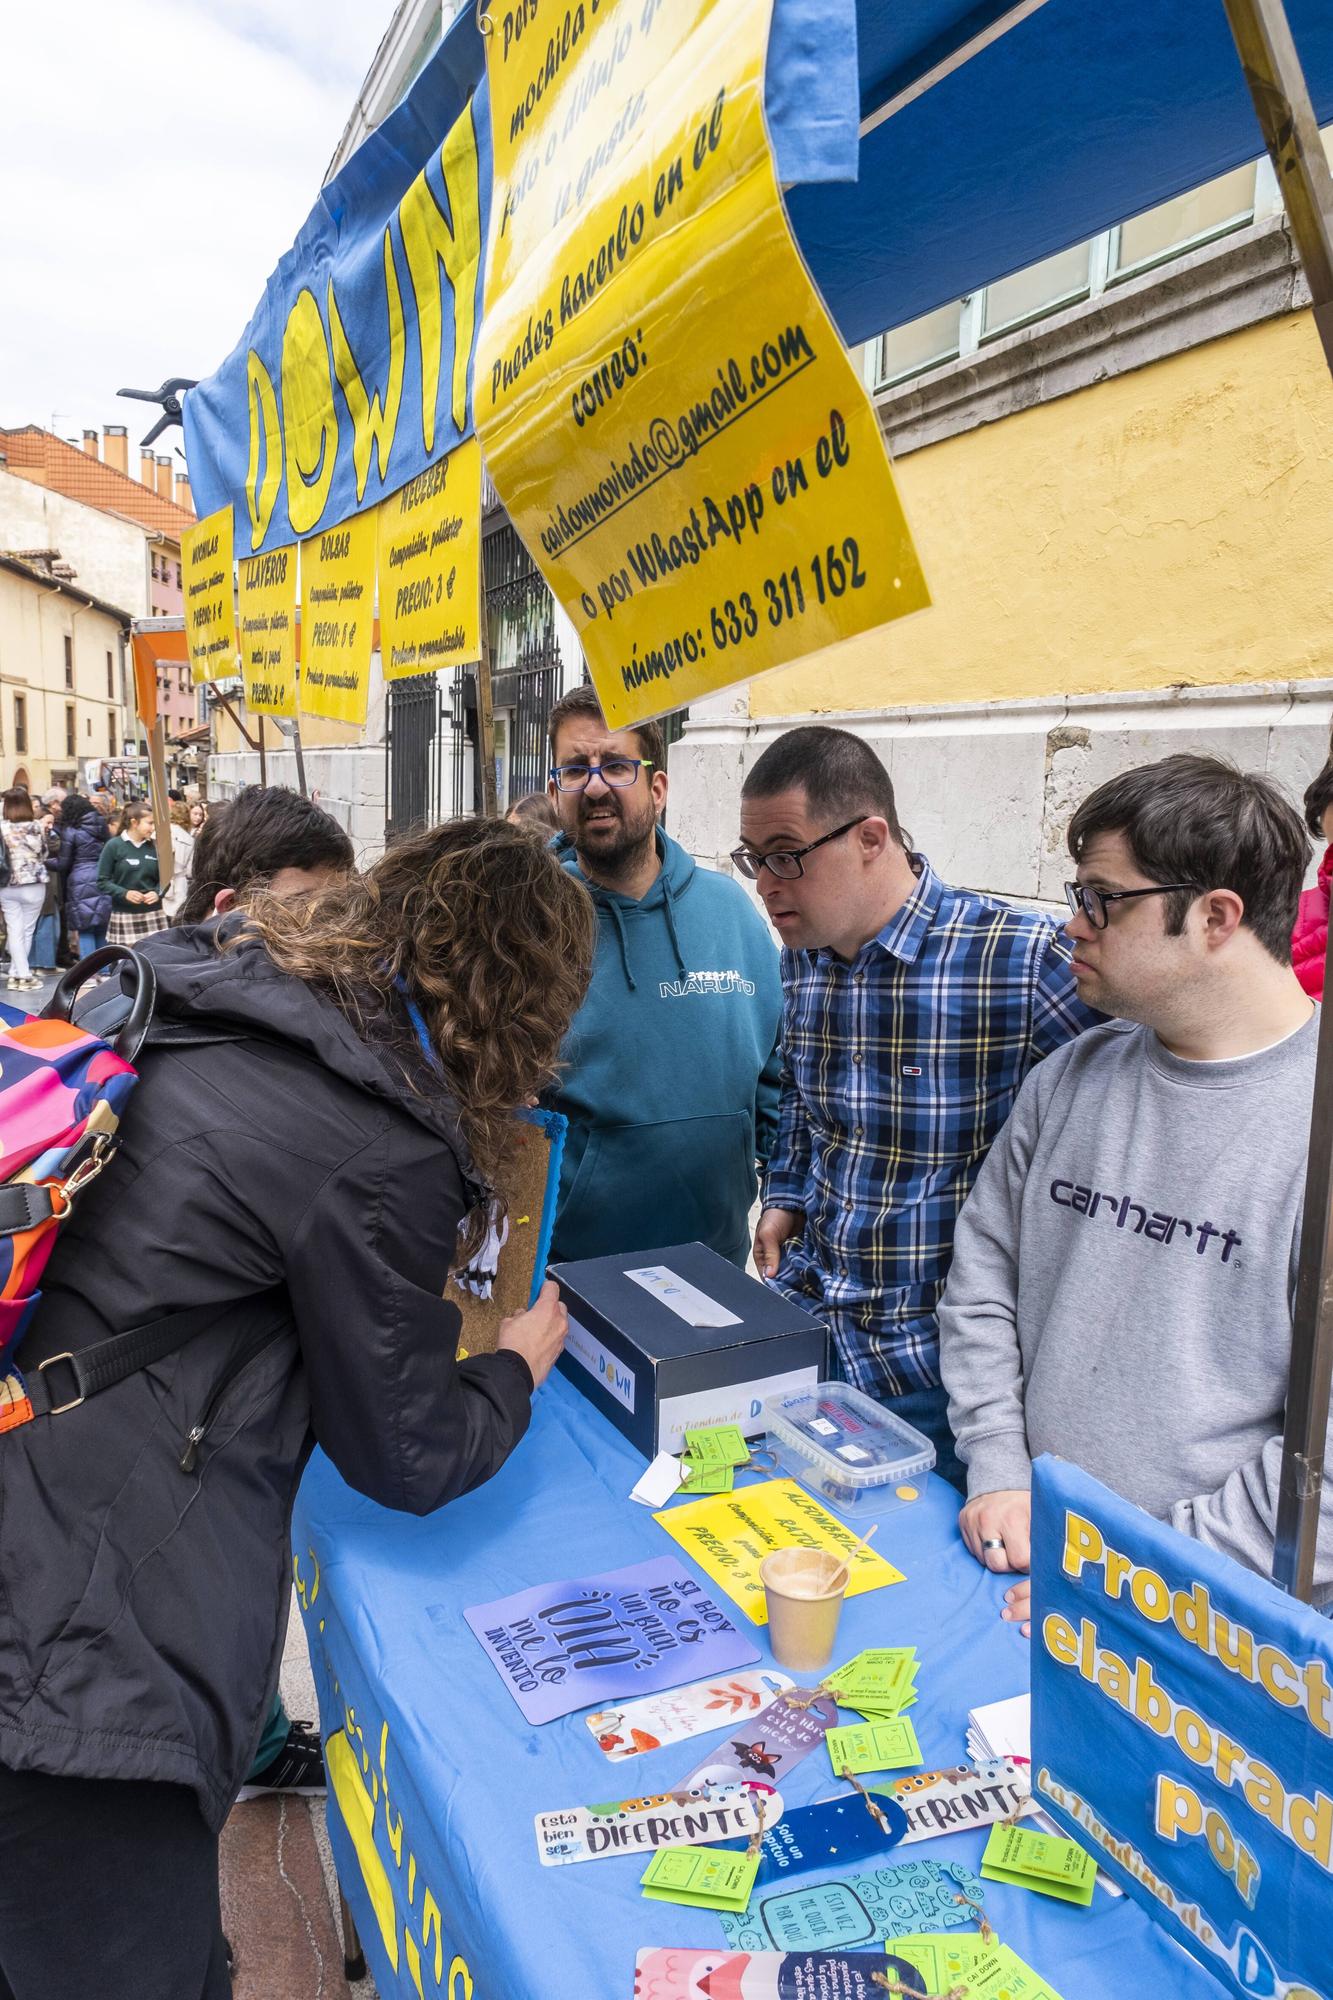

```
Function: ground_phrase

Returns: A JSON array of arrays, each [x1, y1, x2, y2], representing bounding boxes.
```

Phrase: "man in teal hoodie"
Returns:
[[546, 684, 782, 1269]]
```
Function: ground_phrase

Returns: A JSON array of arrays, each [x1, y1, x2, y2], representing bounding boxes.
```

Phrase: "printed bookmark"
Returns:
[[587, 1669, 793, 1761], [711, 1790, 908, 1887], [716, 1857, 987, 1952], [890, 1757, 1035, 1844], [534, 1781, 779, 1867], [681, 1689, 838, 1793]]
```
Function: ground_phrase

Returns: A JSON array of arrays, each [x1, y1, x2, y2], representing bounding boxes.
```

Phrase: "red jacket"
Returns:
[[1293, 843, 1333, 998]]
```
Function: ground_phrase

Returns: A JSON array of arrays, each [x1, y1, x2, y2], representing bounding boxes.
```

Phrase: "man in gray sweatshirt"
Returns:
[[939, 753, 1325, 1634]]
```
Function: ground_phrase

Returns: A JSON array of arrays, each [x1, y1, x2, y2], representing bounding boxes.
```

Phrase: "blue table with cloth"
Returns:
[[290, 1370, 1224, 2000]]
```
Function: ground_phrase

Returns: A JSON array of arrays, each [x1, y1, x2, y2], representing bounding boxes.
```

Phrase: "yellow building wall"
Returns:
[[0, 570, 124, 790], [752, 310, 1333, 718]]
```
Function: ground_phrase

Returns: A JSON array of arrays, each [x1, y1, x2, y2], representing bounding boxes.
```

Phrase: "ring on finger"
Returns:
[[981, 1537, 1006, 1551]]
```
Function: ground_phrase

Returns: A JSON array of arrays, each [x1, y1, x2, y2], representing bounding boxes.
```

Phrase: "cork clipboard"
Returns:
[[454, 1107, 567, 1359]]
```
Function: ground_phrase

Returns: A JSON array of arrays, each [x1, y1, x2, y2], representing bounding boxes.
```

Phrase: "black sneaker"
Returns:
[[236, 1718, 326, 1800]]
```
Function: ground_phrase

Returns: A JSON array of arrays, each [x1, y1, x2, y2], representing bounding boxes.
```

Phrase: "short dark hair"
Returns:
[[179, 785, 355, 926], [547, 682, 667, 776], [507, 792, 559, 832], [1067, 753, 1309, 964], [741, 725, 906, 846], [1303, 760, 1333, 840], [1, 788, 33, 823]]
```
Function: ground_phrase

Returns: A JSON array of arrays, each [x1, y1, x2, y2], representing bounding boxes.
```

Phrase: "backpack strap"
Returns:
[[23, 1290, 284, 1421]]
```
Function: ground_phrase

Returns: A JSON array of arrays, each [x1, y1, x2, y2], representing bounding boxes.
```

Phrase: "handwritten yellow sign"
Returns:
[[654, 1478, 904, 1624], [477, 0, 928, 729], [237, 545, 298, 717], [182, 506, 238, 686], [300, 513, 376, 726], [378, 437, 482, 681]]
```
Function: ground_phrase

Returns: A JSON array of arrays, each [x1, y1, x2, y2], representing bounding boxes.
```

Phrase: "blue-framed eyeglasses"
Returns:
[[549, 758, 654, 792]]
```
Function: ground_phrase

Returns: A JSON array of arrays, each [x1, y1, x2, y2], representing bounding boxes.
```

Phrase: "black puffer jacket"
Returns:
[[0, 925, 533, 1829]]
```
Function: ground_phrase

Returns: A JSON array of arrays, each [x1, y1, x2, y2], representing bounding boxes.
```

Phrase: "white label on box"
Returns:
[[809, 1417, 839, 1437], [657, 1364, 820, 1454], [563, 1314, 636, 1412], [624, 1264, 742, 1329], [837, 1444, 871, 1463]]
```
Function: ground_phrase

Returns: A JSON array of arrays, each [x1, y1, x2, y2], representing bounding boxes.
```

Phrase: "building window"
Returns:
[[1108, 162, 1256, 282], [13, 695, 26, 755], [878, 301, 963, 386], [109, 713, 117, 756], [106, 649, 114, 698], [175, 563, 182, 588], [65, 704, 76, 757], [63, 635, 74, 689], [983, 241, 1093, 338]]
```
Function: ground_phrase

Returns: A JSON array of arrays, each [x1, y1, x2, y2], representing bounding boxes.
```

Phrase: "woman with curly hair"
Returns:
[[0, 817, 594, 2000]]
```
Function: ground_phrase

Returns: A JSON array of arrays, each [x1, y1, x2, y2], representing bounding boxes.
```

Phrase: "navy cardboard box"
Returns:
[[550, 1240, 829, 1460]]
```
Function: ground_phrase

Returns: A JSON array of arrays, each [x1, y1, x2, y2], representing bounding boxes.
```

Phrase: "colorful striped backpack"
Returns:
[[0, 948, 155, 1434]]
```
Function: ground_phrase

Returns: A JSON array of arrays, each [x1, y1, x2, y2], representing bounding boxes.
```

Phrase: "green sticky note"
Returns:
[[981, 1825, 1096, 1907], [893, 1936, 993, 1989], [940, 1943, 1068, 1999], [826, 1716, 922, 1775], [828, 1647, 918, 1712], [683, 1424, 750, 1469], [640, 1843, 759, 1911], [678, 1460, 735, 1495]]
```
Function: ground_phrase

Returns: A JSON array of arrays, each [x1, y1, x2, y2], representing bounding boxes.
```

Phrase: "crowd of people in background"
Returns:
[[0, 778, 210, 985]]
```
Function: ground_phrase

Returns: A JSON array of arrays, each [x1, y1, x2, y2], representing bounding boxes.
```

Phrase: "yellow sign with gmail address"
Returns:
[[477, 0, 929, 730], [655, 1478, 904, 1624]]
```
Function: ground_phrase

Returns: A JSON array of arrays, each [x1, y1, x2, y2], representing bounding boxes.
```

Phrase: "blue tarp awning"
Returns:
[[786, 0, 1333, 345]]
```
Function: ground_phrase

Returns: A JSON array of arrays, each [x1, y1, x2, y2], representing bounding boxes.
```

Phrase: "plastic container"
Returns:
[[763, 1380, 936, 1517]]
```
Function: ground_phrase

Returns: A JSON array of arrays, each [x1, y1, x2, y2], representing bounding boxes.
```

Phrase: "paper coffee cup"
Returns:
[[759, 1545, 848, 1673]]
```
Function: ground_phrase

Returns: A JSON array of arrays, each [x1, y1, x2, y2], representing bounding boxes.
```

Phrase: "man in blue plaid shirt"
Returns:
[[736, 727, 1098, 1489]]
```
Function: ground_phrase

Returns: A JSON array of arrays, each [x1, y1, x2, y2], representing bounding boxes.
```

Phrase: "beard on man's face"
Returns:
[[572, 787, 656, 874]]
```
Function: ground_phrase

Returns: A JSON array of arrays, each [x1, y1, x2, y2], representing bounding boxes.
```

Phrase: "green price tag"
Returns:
[[683, 1424, 751, 1470], [640, 1843, 759, 1911], [828, 1646, 918, 1713], [678, 1461, 736, 1495], [920, 1942, 1067, 1999], [826, 1716, 922, 1775], [893, 1936, 993, 1989], [981, 1825, 1096, 1907]]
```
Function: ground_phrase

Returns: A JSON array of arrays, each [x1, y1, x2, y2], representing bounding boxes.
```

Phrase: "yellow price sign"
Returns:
[[300, 512, 376, 726], [654, 1478, 904, 1624], [237, 544, 297, 718], [182, 506, 238, 686], [477, 0, 928, 729], [378, 437, 482, 681]]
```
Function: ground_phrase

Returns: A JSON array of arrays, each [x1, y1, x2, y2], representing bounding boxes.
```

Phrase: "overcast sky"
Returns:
[[0, 0, 388, 451]]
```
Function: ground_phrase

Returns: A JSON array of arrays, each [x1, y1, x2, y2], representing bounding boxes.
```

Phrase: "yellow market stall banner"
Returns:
[[655, 1478, 904, 1624], [300, 513, 376, 726], [237, 545, 298, 717], [378, 437, 482, 681], [476, 0, 928, 730], [182, 506, 238, 685]]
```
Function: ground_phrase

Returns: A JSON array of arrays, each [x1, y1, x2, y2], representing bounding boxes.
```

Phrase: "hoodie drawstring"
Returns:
[[606, 898, 636, 991], [662, 876, 688, 980]]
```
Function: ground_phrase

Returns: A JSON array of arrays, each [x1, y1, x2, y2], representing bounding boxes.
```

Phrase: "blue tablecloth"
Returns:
[[291, 1371, 1224, 1999]]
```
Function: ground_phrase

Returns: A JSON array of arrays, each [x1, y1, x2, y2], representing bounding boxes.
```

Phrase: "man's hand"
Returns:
[[1002, 1578, 1031, 1639], [958, 1489, 1031, 1574], [753, 1206, 803, 1279], [496, 1278, 568, 1389]]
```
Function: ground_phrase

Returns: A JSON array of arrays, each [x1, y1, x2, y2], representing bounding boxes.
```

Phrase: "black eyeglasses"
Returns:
[[549, 758, 654, 793], [731, 816, 869, 882], [1064, 880, 1200, 929]]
